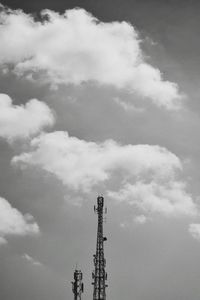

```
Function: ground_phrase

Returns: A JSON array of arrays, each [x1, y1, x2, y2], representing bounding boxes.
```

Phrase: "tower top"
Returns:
[[71, 269, 84, 300], [97, 195, 104, 207]]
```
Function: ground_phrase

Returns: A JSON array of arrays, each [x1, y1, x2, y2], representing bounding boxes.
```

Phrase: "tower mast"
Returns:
[[71, 269, 84, 300], [92, 196, 108, 300]]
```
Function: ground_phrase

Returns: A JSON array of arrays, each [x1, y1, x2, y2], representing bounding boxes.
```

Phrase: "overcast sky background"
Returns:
[[1, 0, 200, 299]]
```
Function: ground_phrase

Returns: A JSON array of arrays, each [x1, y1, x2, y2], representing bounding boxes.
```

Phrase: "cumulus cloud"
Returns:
[[22, 253, 42, 266], [108, 181, 198, 217], [12, 131, 182, 192], [0, 196, 40, 244], [113, 97, 145, 112], [134, 215, 147, 224], [0, 237, 7, 245], [11, 131, 197, 218], [189, 224, 200, 240], [120, 215, 147, 228], [0, 6, 182, 109], [0, 94, 55, 141]]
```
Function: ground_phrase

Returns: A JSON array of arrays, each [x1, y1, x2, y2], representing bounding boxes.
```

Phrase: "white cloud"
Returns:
[[12, 131, 182, 192], [0, 237, 7, 245], [120, 222, 127, 229], [22, 253, 42, 266], [108, 181, 197, 217], [189, 224, 200, 240], [0, 94, 55, 141], [113, 97, 145, 112], [134, 214, 147, 224], [120, 215, 147, 228], [12, 131, 197, 218], [0, 196, 40, 244], [0, 6, 182, 109]]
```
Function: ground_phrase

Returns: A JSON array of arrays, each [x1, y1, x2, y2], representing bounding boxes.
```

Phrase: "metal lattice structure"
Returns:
[[71, 269, 84, 300], [92, 196, 108, 300]]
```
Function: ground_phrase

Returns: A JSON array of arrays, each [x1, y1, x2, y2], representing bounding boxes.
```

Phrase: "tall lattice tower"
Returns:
[[92, 196, 108, 300], [71, 269, 84, 300]]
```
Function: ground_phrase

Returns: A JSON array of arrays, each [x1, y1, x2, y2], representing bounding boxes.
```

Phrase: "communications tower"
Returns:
[[71, 269, 84, 300], [92, 196, 108, 300]]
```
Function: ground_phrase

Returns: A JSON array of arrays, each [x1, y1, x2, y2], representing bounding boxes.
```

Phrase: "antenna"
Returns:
[[92, 195, 108, 300], [71, 269, 84, 300]]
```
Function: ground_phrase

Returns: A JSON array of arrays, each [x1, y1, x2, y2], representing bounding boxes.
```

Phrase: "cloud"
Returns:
[[134, 215, 147, 224], [120, 215, 147, 228], [22, 253, 42, 266], [113, 97, 145, 112], [0, 196, 40, 244], [108, 181, 198, 217], [12, 131, 182, 192], [0, 94, 55, 141], [189, 224, 200, 240], [0, 237, 7, 245], [12, 131, 197, 218], [0, 6, 182, 109]]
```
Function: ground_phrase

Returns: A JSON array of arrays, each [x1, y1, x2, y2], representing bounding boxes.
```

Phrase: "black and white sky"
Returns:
[[1, 0, 200, 299]]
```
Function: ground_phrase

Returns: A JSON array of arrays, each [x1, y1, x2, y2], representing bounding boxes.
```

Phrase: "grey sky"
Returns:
[[1, 1, 200, 300]]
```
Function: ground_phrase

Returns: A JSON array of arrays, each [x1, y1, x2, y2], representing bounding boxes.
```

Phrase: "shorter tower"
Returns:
[[71, 269, 84, 300]]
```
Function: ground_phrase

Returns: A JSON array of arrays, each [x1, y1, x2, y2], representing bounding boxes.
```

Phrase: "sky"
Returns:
[[1, 0, 200, 299]]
